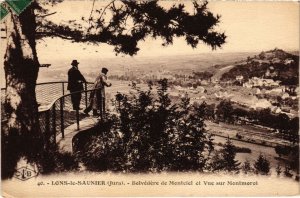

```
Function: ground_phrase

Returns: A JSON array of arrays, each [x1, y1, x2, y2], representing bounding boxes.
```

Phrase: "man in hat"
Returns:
[[67, 60, 86, 110], [84, 67, 111, 119]]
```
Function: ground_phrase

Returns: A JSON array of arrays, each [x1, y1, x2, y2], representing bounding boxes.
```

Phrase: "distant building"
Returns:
[[231, 95, 272, 110], [271, 106, 282, 114], [265, 86, 285, 95], [265, 67, 278, 78], [235, 75, 244, 84], [253, 99, 272, 109], [284, 58, 294, 65], [271, 58, 281, 64], [211, 78, 219, 84], [196, 86, 205, 93], [255, 88, 261, 95], [190, 90, 199, 94], [214, 91, 232, 99], [214, 84, 221, 89], [243, 77, 280, 88], [243, 82, 252, 88], [169, 92, 180, 97], [281, 93, 290, 100], [201, 80, 209, 85]]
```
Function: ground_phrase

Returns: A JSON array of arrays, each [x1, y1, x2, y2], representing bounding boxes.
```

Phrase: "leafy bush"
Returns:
[[242, 159, 253, 174], [236, 133, 243, 140], [275, 145, 291, 158], [234, 146, 251, 153], [1, 130, 78, 179], [38, 150, 79, 174], [216, 100, 234, 123], [77, 79, 214, 172], [276, 164, 282, 176], [284, 166, 293, 177], [216, 141, 251, 153]]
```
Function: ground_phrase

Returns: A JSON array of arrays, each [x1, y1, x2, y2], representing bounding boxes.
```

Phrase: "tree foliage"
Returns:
[[275, 145, 291, 158], [275, 164, 282, 176], [35, 0, 226, 55], [77, 79, 214, 172], [242, 159, 253, 174], [216, 100, 234, 123], [220, 137, 241, 172], [208, 137, 240, 172], [193, 71, 214, 81], [254, 154, 270, 175]]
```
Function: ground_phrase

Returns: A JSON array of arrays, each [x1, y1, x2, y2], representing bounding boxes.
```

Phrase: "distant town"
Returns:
[[106, 49, 298, 119]]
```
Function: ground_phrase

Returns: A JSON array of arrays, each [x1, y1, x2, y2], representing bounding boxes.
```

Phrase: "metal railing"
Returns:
[[1, 81, 99, 145], [39, 88, 102, 145], [1, 81, 87, 111]]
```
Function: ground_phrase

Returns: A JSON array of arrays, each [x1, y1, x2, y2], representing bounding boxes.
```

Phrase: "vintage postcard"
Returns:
[[0, 0, 299, 197]]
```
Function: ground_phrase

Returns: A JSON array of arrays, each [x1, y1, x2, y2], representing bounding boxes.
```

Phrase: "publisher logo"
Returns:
[[14, 167, 37, 181]]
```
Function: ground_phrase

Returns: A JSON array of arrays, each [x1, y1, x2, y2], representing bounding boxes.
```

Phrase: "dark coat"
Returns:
[[67, 66, 86, 91]]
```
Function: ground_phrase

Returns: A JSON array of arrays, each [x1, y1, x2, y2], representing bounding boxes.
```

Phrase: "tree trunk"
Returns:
[[2, 3, 41, 178], [3, 3, 39, 135]]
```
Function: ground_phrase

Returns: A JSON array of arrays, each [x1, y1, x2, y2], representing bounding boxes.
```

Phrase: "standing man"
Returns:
[[84, 67, 111, 120], [67, 60, 86, 110]]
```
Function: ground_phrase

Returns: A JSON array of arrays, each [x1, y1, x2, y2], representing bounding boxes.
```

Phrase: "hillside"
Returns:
[[1, 50, 295, 86], [30, 52, 256, 83], [220, 49, 299, 85]]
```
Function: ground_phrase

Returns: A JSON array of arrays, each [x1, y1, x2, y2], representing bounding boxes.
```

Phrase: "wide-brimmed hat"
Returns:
[[102, 67, 108, 73], [71, 60, 79, 66]]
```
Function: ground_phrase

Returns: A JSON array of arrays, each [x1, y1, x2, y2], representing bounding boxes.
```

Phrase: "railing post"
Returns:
[[85, 83, 88, 108], [52, 103, 56, 144], [62, 82, 65, 108], [45, 110, 50, 148], [76, 109, 80, 130], [60, 98, 64, 138], [62, 82, 65, 96]]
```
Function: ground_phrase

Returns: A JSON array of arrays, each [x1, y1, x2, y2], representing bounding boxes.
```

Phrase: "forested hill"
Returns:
[[221, 49, 299, 85]]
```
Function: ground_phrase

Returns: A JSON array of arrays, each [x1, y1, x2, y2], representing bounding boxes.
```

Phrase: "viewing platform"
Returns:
[[1, 81, 101, 154], [57, 117, 99, 153]]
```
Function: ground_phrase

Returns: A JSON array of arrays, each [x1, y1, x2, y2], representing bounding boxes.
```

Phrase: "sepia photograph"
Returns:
[[0, 0, 299, 197]]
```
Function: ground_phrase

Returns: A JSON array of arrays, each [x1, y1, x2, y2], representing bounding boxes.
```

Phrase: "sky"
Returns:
[[0, 1, 299, 62], [33, 0, 299, 61]]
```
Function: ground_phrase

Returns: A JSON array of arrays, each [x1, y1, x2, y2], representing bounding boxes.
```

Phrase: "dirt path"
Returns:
[[212, 65, 234, 80]]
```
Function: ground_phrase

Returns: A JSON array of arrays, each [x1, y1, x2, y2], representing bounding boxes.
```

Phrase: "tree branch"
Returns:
[[88, 0, 96, 22], [36, 31, 75, 40], [35, 1, 226, 55], [99, 0, 116, 22], [36, 12, 57, 18]]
